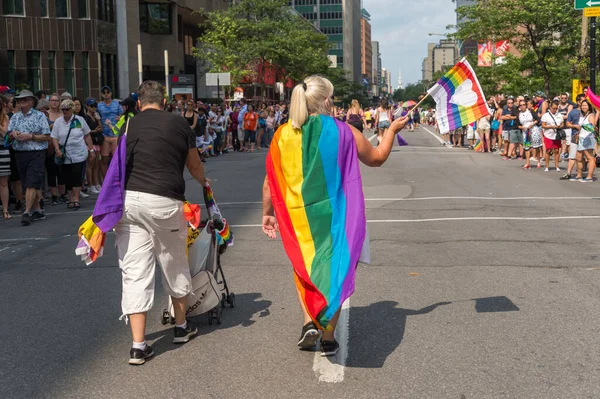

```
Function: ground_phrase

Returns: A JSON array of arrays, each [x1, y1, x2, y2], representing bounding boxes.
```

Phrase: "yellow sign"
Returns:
[[584, 8, 600, 17], [573, 79, 590, 102]]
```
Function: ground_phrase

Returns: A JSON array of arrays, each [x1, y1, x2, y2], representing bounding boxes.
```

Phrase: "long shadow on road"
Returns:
[[346, 301, 451, 369]]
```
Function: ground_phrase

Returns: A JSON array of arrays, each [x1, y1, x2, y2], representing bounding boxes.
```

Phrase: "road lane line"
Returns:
[[230, 215, 600, 228], [367, 134, 378, 142], [313, 298, 350, 383], [421, 125, 446, 145]]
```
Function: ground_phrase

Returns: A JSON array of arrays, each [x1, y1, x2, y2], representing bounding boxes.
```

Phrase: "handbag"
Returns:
[[54, 122, 74, 165], [491, 120, 500, 130], [547, 112, 566, 140]]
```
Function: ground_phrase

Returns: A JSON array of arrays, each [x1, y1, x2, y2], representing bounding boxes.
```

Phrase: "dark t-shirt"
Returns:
[[502, 105, 518, 131], [124, 108, 195, 201]]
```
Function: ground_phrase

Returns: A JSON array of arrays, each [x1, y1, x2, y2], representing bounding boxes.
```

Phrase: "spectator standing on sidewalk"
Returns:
[[563, 94, 585, 180], [0, 98, 10, 219], [7, 90, 51, 226], [114, 80, 209, 365], [97, 86, 122, 180], [500, 97, 519, 159], [541, 100, 564, 172]]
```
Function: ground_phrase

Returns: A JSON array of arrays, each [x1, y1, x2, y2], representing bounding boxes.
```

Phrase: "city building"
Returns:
[[290, 0, 362, 82], [0, 0, 227, 100], [381, 67, 391, 96], [371, 40, 381, 96], [455, 0, 477, 56], [397, 68, 403, 90], [422, 40, 459, 81], [360, 8, 372, 87]]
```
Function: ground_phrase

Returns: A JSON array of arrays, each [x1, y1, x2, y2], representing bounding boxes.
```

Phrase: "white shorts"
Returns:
[[565, 128, 573, 145], [237, 126, 245, 142], [502, 131, 509, 141], [115, 191, 191, 316], [569, 143, 578, 160], [466, 126, 478, 140]]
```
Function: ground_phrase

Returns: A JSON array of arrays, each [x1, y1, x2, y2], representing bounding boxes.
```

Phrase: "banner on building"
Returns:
[[477, 40, 510, 67]]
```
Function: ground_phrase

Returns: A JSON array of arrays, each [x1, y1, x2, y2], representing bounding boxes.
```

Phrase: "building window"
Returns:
[[41, 0, 47, 16], [27, 51, 41, 92], [0, 51, 16, 88], [82, 52, 89, 97], [3, 0, 24, 15], [100, 53, 117, 95], [78, 0, 88, 18], [97, 0, 114, 23], [139, 2, 172, 34], [48, 51, 56, 92], [64, 51, 75, 94], [56, 0, 69, 18]]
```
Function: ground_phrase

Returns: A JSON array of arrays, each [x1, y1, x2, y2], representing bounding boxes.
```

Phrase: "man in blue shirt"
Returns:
[[562, 94, 586, 180], [97, 85, 122, 179], [7, 90, 51, 226]]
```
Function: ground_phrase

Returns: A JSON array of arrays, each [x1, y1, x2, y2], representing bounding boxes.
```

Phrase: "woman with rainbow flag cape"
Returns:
[[262, 75, 408, 357]]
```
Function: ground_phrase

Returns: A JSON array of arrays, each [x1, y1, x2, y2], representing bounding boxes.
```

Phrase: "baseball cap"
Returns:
[[119, 97, 136, 108], [129, 92, 138, 101], [101, 85, 112, 93], [85, 98, 97, 106], [534, 91, 545, 97], [0, 85, 15, 94]]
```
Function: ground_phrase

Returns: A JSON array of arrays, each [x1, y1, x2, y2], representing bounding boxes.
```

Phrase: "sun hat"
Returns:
[[15, 90, 38, 108]]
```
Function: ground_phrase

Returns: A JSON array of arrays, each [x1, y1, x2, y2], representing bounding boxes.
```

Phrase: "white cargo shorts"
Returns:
[[115, 191, 191, 316]]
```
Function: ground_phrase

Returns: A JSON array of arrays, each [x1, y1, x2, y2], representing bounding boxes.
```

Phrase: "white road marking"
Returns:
[[365, 196, 600, 202], [230, 215, 600, 228], [367, 134, 378, 142], [421, 125, 446, 145], [313, 298, 350, 383]]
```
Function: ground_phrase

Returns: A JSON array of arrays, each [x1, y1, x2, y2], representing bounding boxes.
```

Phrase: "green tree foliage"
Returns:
[[393, 83, 435, 108], [454, 0, 581, 96], [320, 67, 370, 107], [194, 0, 330, 88]]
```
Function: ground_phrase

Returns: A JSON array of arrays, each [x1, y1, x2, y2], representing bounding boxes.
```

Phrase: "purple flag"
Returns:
[[92, 135, 126, 232], [396, 134, 408, 146]]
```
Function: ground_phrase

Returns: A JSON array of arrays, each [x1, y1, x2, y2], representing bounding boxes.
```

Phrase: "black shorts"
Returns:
[[9, 148, 20, 182], [244, 129, 256, 143], [15, 150, 46, 190]]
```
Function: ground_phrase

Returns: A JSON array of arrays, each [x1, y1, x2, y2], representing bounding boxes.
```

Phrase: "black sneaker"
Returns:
[[14, 200, 23, 213], [51, 196, 59, 206], [31, 211, 46, 221], [39, 199, 44, 210], [173, 321, 198, 344], [297, 321, 320, 350], [559, 173, 571, 180], [128, 345, 154, 365], [21, 213, 31, 226], [320, 339, 340, 357]]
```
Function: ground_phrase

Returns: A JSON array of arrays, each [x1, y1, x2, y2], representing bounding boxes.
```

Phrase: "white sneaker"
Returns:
[[556, 168, 561, 172], [544, 168, 549, 172], [80, 191, 89, 198], [88, 186, 100, 195], [95, 185, 102, 192]]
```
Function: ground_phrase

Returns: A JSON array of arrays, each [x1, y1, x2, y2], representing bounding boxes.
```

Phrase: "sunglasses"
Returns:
[[102, 91, 110, 94], [17, 98, 30, 102]]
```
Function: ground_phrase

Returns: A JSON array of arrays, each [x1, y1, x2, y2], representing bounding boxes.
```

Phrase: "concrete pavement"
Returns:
[[1, 124, 599, 398]]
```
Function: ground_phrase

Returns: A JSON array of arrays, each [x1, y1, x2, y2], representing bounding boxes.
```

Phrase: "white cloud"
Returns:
[[368, 0, 457, 87]]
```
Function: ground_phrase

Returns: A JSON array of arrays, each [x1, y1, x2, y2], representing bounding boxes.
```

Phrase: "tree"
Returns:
[[321, 67, 370, 108], [393, 83, 435, 108], [194, 0, 330, 91], [454, 0, 581, 96]]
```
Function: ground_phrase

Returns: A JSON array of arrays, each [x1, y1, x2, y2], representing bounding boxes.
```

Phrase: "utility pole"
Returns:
[[591, 17, 597, 93]]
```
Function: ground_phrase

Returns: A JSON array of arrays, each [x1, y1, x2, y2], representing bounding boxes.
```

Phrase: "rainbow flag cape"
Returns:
[[474, 139, 483, 152], [428, 58, 490, 135], [266, 115, 366, 330]]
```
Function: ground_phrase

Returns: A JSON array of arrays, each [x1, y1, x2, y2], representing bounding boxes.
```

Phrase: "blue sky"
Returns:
[[367, 0, 457, 87]]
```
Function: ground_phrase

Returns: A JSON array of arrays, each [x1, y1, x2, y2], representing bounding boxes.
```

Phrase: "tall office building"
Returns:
[[455, 0, 477, 56], [371, 40, 381, 96], [360, 8, 372, 85], [291, 0, 362, 82], [0, 1, 227, 99], [422, 40, 458, 81]]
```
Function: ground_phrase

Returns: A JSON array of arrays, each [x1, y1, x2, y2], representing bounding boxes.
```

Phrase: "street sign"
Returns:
[[575, 0, 600, 10], [585, 7, 600, 16]]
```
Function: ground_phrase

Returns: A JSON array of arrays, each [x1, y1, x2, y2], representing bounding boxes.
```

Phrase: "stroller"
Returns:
[[161, 188, 234, 326]]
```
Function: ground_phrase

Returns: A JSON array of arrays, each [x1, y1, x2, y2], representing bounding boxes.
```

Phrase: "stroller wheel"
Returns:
[[227, 292, 236, 308], [216, 306, 223, 325], [221, 293, 227, 308], [161, 309, 169, 325]]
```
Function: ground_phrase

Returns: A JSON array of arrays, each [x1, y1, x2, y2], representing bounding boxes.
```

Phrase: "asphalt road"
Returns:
[[1, 124, 600, 399]]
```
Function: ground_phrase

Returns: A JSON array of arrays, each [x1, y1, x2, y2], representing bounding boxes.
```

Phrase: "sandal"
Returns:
[[67, 202, 74, 209], [2, 211, 11, 220], [73, 201, 80, 210]]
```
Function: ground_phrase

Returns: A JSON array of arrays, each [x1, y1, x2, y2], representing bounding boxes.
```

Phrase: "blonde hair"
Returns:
[[289, 75, 334, 129], [351, 99, 361, 113], [60, 99, 75, 109]]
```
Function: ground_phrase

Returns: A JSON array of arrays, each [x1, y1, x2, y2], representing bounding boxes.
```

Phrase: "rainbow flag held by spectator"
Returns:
[[428, 58, 490, 135], [474, 139, 483, 152]]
